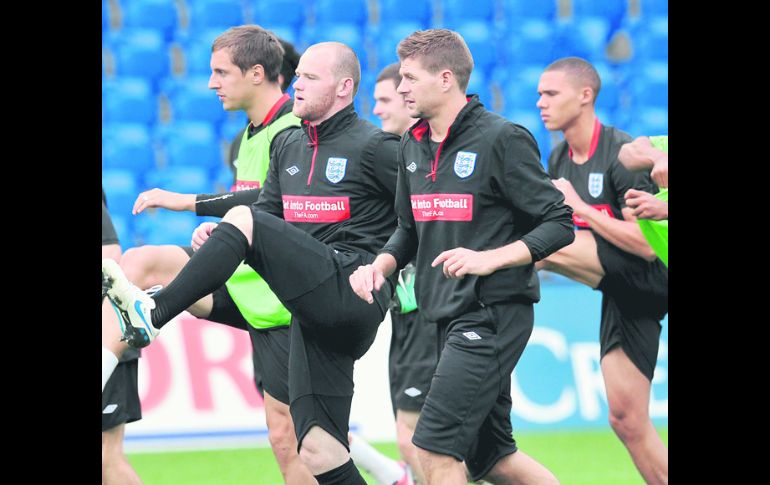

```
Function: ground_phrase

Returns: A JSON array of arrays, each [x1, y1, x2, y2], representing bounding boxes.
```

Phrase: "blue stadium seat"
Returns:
[[107, 213, 134, 247], [630, 61, 667, 109], [103, 169, 139, 218], [121, 0, 179, 40], [252, 0, 306, 30], [640, 0, 668, 18], [144, 165, 212, 194], [625, 107, 667, 138], [168, 77, 226, 125], [553, 16, 612, 62], [134, 211, 201, 246], [305, 24, 368, 70], [213, 166, 236, 193], [220, 112, 249, 144], [632, 16, 668, 62], [502, 0, 557, 21], [187, 0, 245, 33], [466, 71, 494, 110], [443, 0, 495, 26], [314, 0, 368, 27], [103, 77, 157, 124], [373, 21, 423, 71], [112, 29, 170, 85], [160, 122, 223, 172], [379, 0, 432, 27], [452, 21, 497, 76], [102, 123, 156, 175], [501, 70, 541, 112], [268, 25, 300, 48], [182, 39, 215, 75], [572, 0, 627, 29], [500, 19, 555, 67]]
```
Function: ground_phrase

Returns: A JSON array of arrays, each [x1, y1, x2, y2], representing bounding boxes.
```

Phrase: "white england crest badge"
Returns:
[[454, 151, 477, 178], [326, 157, 347, 183], [588, 173, 604, 198]]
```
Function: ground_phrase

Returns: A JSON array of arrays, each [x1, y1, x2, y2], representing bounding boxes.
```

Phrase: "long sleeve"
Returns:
[[499, 128, 575, 261], [380, 139, 418, 269], [195, 189, 261, 217]]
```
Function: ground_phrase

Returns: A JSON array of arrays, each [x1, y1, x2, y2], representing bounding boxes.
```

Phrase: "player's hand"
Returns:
[[650, 158, 668, 189], [431, 247, 495, 279], [133, 188, 195, 215], [624, 189, 668, 220], [191, 222, 218, 251], [349, 264, 386, 304], [552, 178, 589, 214]]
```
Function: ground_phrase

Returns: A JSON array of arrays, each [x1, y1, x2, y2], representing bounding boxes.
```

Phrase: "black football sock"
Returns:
[[151, 222, 249, 327], [315, 459, 367, 485]]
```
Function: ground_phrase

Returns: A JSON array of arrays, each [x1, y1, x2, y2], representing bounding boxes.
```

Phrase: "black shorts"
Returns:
[[413, 302, 534, 481], [102, 359, 142, 431], [247, 324, 290, 404], [389, 310, 438, 414], [245, 209, 392, 450], [102, 200, 119, 246], [594, 234, 667, 381]]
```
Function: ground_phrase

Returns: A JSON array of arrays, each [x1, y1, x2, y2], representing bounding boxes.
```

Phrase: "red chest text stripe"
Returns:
[[282, 196, 351, 223], [231, 180, 261, 192], [573, 204, 614, 227], [411, 194, 473, 221]]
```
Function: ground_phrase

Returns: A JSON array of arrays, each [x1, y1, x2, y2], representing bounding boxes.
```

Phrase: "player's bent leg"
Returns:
[[221, 205, 254, 245], [102, 424, 143, 485], [264, 391, 318, 485], [396, 410, 424, 484], [601, 348, 668, 485], [482, 450, 559, 485], [120, 245, 191, 290], [299, 426, 351, 475], [415, 448, 466, 485], [537, 230, 604, 288]]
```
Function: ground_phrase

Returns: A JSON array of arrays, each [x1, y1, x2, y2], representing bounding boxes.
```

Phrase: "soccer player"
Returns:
[[535, 57, 668, 484], [101, 26, 314, 484], [349, 29, 573, 485], [102, 190, 142, 485], [104, 42, 401, 485]]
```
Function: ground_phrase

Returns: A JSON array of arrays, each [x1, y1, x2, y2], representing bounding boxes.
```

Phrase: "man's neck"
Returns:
[[428, 94, 467, 142], [563, 112, 597, 164], [308, 98, 352, 127], [246, 86, 285, 128]]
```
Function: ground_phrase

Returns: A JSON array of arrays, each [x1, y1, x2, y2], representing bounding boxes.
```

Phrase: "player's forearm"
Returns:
[[577, 208, 657, 261], [196, 189, 261, 217], [485, 240, 534, 271], [372, 253, 397, 278]]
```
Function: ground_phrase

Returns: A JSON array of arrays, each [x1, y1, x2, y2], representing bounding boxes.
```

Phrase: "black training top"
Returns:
[[381, 96, 575, 322], [255, 103, 400, 257], [547, 121, 656, 229]]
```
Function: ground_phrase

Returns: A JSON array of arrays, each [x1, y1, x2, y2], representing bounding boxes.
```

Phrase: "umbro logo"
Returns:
[[406, 162, 417, 173], [463, 331, 481, 340], [103, 404, 118, 414], [404, 387, 422, 397], [286, 165, 300, 176]]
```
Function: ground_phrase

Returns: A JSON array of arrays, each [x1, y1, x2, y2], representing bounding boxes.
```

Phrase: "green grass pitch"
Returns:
[[127, 426, 667, 484]]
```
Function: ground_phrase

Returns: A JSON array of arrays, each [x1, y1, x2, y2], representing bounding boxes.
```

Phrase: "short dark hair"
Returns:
[[278, 38, 301, 92], [544, 57, 602, 103], [213, 25, 284, 83], [376, 62, 402, 88], [397, 29, 473, 92]]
